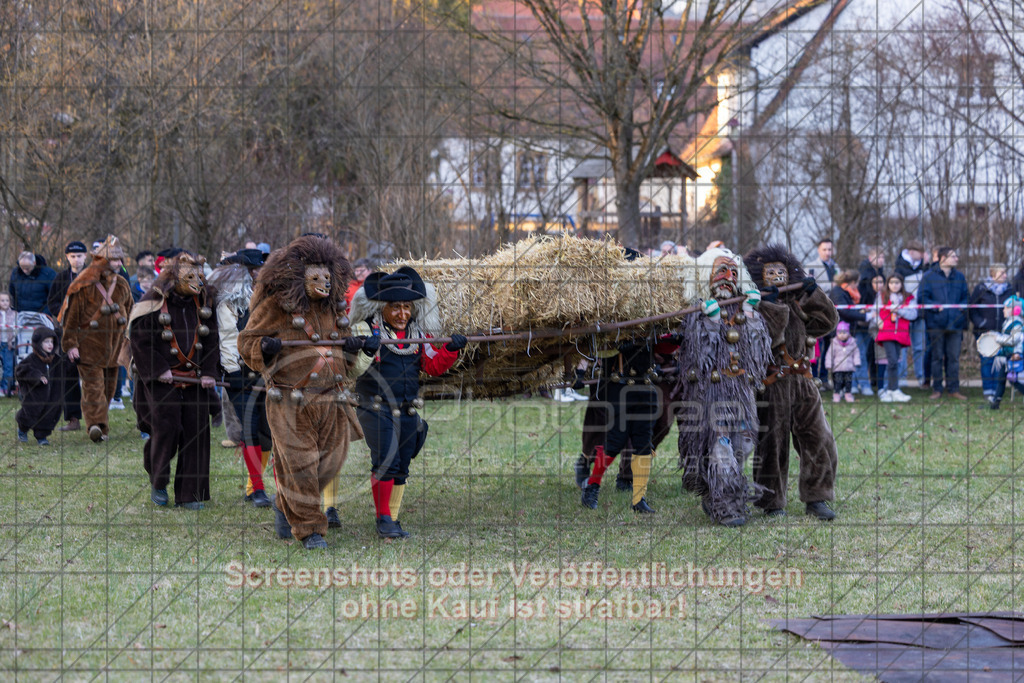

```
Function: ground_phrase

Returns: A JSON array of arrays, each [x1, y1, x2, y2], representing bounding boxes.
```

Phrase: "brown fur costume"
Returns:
[[237, 235, 362, 541], [745, 244, 840, 512], [129, 254, 220, 504], [58, 251, 133, 438]]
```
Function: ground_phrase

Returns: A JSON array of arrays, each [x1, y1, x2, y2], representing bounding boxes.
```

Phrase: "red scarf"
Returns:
[[840, 282, 861, 304]]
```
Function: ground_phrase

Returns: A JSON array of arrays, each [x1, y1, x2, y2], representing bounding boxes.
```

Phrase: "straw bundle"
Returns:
[[389, 235, 698, 398]]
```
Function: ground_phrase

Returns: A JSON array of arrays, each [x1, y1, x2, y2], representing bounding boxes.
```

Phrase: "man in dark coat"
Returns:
[[1013, 263, 1024, 299], [918, 246, 969, 400], [130, 253, 219, 510], [47, 241, 89, 432], [969, 265, 1010, 398], [15, 327, 61, 445], [9, 251, 57, 314], [746, 244, 841, 521]]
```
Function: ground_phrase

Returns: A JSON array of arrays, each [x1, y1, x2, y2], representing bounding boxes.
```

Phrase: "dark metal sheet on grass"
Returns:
[[821, 643, 1023, 682], [772, 613, 1024, 680], [776, 618, 1013, 649]]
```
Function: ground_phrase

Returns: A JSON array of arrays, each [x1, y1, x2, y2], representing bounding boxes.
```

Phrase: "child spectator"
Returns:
[[990, 295, 1024, 410], [824, 321, 860, 403], [0, 293, 16, 397], [875, 274, 917, 403], [15, 327, 61, 445]]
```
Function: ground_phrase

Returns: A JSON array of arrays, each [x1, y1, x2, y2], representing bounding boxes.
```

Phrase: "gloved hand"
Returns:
[[701, 299, 721, 320], [801, 276, 818, 294], [260, 336, 282, 357], [744, 288, 762, 307], [361, 334, 381, 356], [445, 334, 468, 352], [761, 285, 780, 303], [340, 336, 364, 354]]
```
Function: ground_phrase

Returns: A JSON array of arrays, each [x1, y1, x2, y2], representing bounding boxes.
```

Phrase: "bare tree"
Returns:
[[447, 0, 773, 248]]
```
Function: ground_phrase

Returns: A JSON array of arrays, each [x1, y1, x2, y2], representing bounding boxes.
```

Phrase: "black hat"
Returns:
[[363, 266, 426, 302], [622, 247, 643, 262], [65, 241, 88, 254], [221, 248, 268, 269]]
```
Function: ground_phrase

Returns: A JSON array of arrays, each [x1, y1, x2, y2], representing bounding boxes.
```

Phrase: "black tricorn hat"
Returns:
[[363, 266, 426, 302], [221, 248, 268, 269]]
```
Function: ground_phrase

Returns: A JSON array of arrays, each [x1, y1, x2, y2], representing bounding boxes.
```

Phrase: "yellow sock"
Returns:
[[245, 450, 271, 496], [631, 453, 653, 506], [322, 475, 338, 512], [390, 484, 406, 521]]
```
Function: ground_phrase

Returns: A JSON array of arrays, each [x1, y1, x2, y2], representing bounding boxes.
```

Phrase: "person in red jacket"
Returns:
[[873, 274, 918, 403]]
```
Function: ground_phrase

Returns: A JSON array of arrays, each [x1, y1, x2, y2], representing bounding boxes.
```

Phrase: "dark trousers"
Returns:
[[358, 406, 427, 485], [141, 382, 213, 504], [603, 384, 656, 457], [831, 371, 852, 394], [927, 330, 963, 393], [224, 371, 272, 450], [59, 355, 82, 421], [17, 402, 61, 439], [882, 341, 907, 392]]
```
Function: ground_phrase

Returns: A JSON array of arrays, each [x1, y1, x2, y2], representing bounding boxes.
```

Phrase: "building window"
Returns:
[[518, 152, 546, 190]]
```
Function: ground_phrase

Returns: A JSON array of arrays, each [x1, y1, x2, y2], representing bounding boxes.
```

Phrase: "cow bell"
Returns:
[[687, 369, 698, 383], [290, 389, 304, 403], [806, 336, 817, 348], [116, 316, 127, 325], [610, 372, 621, 382], [710, 370, 722, 383], [89, 320, 100, 330], [412, 397, 425, 410], [161, 330, 174, 341], [197, 324, 209, 337], [158, 313, 172, 326], [329, 331, 339, 340], [310, 333, 321, 343], [627, 379, 635, 385], [336, 315, 350, 329], [407, 406, 417, 416], [391, 408, 401, 418], [292, 316, 305, 329], [111, 303, 120, 313], [309, 372, 318, 381], [725, 329, 741, 344], [194, 342, 203, 352], [733, 313, 746, 325], [267, 387, 284, 402], [100, 304, 112, 315], [198, 306, 212, 319], [813, 377, 823, 389], [333, 373, 345, 383]]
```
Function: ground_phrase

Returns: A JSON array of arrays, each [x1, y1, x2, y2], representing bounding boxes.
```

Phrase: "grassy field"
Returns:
[[0, 388, 1022, 681]]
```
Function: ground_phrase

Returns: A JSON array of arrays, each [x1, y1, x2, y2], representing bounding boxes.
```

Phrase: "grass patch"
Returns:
[[1, 388, 1022, 679]]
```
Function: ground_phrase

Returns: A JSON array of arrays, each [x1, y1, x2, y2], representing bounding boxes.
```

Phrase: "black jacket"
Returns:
[[968, 280, 1009, 337], [857, 259, 884, 304], [47, 267, 80, 322], [15, 327, 61, 431], [829, 285, 868, 332], [1014, 265, 1024, 298]]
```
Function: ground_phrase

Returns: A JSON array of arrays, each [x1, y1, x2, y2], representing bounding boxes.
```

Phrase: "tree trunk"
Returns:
[[615, 181, 642, 249]]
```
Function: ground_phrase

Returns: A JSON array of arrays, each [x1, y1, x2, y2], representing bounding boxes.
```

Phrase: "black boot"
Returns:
[[151, 488, 168, 506], [376, 515, 409, 539], [805, 501, 836, 520], [326, 507, 341, 528], [615, 476, 631, 492], [574, 454, 591, 490], [581, 483, 600, 509], [272, 496, 292, 539], [302, 533, 327, 550], [248, 490, 272, 508], [632, 498, 656, 514]]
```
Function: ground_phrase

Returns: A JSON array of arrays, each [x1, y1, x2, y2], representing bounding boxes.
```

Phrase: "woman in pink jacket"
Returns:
[[874, 274, 918, 403]]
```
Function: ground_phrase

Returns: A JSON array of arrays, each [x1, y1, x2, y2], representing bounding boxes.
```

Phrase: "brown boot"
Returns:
[[59, 418, 81, 432]]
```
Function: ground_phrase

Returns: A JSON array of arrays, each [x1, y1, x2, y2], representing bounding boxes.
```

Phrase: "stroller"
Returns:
[[16, 311, 57, 362]]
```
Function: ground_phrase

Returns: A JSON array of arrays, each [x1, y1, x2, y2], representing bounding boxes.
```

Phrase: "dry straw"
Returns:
[[389, 235, 697, 398]]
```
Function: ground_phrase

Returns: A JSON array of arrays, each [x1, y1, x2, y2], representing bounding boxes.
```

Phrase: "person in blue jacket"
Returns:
[[9, 251, 57, 314], [917, 246, 969, 399]]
